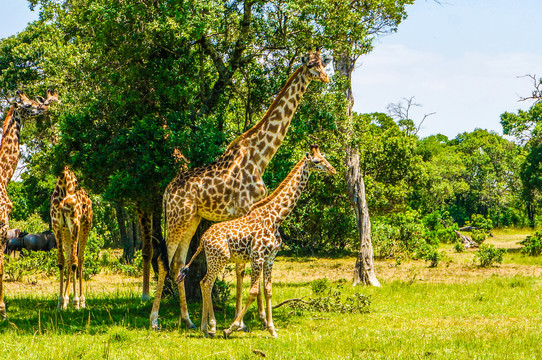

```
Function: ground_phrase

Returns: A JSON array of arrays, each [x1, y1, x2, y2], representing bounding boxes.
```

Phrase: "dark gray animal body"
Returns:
[[5, 230, 56, 254]]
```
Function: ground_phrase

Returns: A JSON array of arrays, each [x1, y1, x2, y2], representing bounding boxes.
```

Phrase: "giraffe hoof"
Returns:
[[151, 322, 160, 331], [238, 324, 248, 332], [223, 329, 230, 339], [187, 323, 197, 330], [268, 327, 278, 338], [141, 294, 151, 301]]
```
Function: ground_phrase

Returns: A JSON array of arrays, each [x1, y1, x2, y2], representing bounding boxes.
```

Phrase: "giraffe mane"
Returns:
[[1, 106, 15, 146], [226, 66, 304, 151], [248, 156, 306, 212]]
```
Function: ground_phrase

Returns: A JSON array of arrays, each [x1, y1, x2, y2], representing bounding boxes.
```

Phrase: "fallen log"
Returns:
[[454, 230, 478, 249]]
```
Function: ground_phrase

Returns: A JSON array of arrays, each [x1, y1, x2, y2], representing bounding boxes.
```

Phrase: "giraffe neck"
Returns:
[[0, 106, 22, 186], [57, 167, 78, 198], [250, 157, 311, 224], [226, 66, 312, 172]]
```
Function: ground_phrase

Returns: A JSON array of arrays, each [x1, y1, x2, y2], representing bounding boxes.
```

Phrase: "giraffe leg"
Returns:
[[263, 260, 277, 338], [70, 226, 80, 309], [235, 263, 248, 332], [56, 236, 65, 310], [0, 221, 7, 320], [200, 250, 227, 338], [54, 226, 66, 310], [149, 257, 167, 330], [138, 209, 152, 301], [257, 280, 267, 328], [62, 252, 72, 310], [78, 218, 91, 309], [72, 260, 79, 310], [224, 261, 263, 339], [169, 215, 201, 329]]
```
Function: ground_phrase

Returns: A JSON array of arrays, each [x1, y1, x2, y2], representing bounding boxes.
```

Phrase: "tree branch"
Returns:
[[518, 74, 542, 103]]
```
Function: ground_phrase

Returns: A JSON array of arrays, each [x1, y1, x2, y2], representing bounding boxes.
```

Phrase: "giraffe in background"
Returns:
[[178, 145, 336, 338], [50, 166, 93, 310], [0, 90, 58, 319], [150, 50, 331, 329]]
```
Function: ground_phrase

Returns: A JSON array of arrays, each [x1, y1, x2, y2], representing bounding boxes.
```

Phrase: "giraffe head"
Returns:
[[306, 145, 336, 175], [301, 49, 331, 83], [14, 89, 59, 116]]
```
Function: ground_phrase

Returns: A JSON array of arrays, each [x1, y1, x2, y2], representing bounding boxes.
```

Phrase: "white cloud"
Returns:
[[351, 44, 542, 138]]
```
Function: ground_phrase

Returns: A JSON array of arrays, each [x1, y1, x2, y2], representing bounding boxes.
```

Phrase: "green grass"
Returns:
[[1, 269, 542, 359]]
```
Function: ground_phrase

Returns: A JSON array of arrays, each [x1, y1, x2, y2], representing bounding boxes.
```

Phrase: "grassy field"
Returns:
[[1, 229, 541, 359]]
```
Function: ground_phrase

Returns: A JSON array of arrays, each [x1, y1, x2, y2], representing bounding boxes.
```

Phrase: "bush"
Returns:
[[415, 244, 440, 268], [467, 214, 493, 231], [471, 229, 488, 245], [115, 250, 143, 277], [4, 249, 57, 282], [9, 213, 49, 234], [521, 232, 542, 256], [82, 231, 105, 280], [454, 241, 465, 253], [283, 280, 371, 315], [371, 222, 398, 259], [476, 244, 506, 267]]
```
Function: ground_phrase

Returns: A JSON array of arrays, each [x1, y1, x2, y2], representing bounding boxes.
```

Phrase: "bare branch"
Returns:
[[518, 74, 542, 103], [415, 112, 436, 136], [387, 96, 420, 120]]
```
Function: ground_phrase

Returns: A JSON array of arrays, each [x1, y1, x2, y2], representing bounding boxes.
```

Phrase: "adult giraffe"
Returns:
[[0, 90, 58, 320], [150, 50, 331, 329]]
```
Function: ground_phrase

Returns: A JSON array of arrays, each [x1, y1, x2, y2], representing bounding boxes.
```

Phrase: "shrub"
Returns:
[[416, 244, 440, 268], [282, 281, 371, 315], [476, 244, 506, 267], [116, 250, 143, 277], [371, 222, 398, 259], [9, 213, 49, 234], [467, 214, 493, 231], [454, 241, 465, 253], [82, 231, 105, 280], [471, 229, 488, 245], [521, 232, 542, 256], [4, 249, 57, 282]]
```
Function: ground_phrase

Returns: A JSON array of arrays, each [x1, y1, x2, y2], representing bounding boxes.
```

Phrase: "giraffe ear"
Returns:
[[323, 57, 332, 65], [305, 152, 310, 158]]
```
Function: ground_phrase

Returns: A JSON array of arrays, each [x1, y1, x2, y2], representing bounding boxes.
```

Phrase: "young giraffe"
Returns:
[[178, 145, 336, 338], [0, 90, 58, 319], [150, 50, 331, 329], [50, 166, 93, 310]]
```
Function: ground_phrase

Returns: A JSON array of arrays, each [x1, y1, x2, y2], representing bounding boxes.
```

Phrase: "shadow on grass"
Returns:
[[0, 292, 311, 338]]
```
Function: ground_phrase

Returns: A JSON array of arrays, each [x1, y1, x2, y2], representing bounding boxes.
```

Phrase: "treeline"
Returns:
[[1, 1, 540, 261]]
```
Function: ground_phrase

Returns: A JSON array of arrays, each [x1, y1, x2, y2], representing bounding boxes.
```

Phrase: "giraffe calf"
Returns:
[[178, 145, 336, 338]]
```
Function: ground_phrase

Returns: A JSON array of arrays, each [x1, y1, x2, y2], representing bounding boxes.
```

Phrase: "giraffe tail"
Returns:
[[158, 194, 170, 273], [176, 237, 205, 284]]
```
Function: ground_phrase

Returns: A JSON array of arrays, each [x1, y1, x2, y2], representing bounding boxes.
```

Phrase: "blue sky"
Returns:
[[3, 1, 542, 138], [352, 0, 542, 137]]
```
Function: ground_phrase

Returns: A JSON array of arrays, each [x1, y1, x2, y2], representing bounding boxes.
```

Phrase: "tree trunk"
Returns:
[[335, 52, 380, 287], [346, 147, 381, 287], [114, 201, 134, 263]]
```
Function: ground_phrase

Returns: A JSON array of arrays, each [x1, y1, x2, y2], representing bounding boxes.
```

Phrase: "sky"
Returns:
[[2, 1, 542, 138]]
